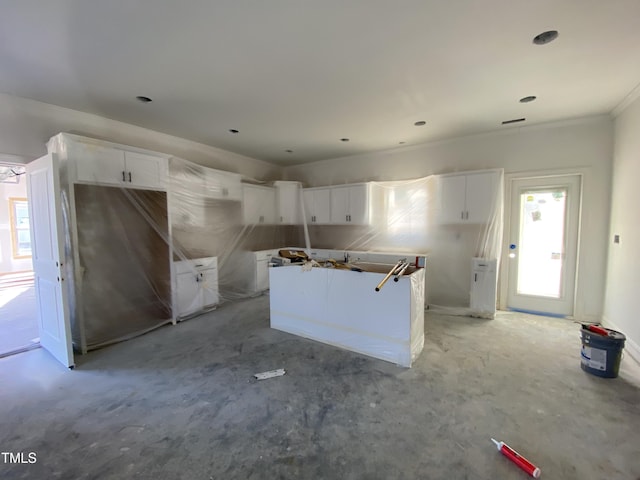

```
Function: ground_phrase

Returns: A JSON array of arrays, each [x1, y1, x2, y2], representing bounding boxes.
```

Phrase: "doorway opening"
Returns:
[[0, 163, 39, 357], [505, 174, 581, 317]]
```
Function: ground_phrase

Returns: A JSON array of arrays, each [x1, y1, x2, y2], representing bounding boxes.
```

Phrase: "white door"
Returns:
[[26, 154, 74, 367], [506, 175, 581, 316]]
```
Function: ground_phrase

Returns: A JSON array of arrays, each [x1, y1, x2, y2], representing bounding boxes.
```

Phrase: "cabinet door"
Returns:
[[347, 184, 369, 224], [330, 186, 350, 224], [200, 268, 219, 307], [243, 185, 276, 224], [176, 271, 201, 316], [125, 152, 168, 190], [465, 172, 498, 223], [438, 175, 467, 224], [255, 260, 269, 291], [206, 170, 242, 200], [314, 188, 331, 224], [276, 182, 301, 224], [302, 189, 315, 223], [75, 144, 126, 185]]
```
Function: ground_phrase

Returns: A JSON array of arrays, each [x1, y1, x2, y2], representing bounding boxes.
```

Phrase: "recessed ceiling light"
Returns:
[[502, 118, 526, 125], [414, 121, 426, 126], [229, 129, 239, 134], [519, 96, 537, 103], [340, 138, 350, 142], [533, 30, 558, 45], [136, 96, 152, 103], [285, 149, 293, 153]]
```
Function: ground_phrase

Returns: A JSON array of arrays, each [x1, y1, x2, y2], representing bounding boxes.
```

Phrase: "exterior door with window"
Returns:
[[506, 175, 581, 317]]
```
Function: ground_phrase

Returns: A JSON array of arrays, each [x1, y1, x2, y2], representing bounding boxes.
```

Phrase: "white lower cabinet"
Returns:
[[255, 257, 271, 292], [250, 250, 276, 294], [174, 257, 219, 319]]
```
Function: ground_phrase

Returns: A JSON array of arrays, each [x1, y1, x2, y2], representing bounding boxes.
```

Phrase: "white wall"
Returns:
[[0, 180, 32, 274], [285, 116, 613, 320], [604, 96, 640, 361], [0, 94, 282, 181]]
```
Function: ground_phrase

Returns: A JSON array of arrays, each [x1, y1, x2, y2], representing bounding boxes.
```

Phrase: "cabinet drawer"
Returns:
[[175, 256, 217, 274]]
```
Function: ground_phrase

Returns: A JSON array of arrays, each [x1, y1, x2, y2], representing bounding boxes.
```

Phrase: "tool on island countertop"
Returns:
[[375, 259, 407, 292], [278, 249, 309, 263], [393, 261, 411, 282], [323, 258, 363, 272], [491, 438, 541, 478]]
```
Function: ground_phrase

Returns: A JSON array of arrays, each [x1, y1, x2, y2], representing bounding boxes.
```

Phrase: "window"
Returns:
[[9, 197, 31, 258]]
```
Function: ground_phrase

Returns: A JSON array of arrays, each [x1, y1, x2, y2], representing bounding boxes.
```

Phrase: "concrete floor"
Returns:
[[0, 285, 38, 355], [1, 296, 639, 480]]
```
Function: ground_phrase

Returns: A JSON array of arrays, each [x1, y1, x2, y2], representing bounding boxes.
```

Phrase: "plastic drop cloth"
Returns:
[[299, 173, 504, 318], [47, 132, 503, 354]]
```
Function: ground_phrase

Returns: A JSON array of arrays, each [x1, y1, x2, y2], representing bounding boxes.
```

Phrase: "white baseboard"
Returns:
[[602, 316, 640, 365]]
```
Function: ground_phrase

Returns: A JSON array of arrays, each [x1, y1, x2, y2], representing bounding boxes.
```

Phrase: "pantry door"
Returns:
[[26, 153, 74, 368], [506, 175, 581, 317]]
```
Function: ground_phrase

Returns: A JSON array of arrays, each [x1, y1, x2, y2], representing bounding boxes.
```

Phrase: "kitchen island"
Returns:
[[269, 258, 425, 367]]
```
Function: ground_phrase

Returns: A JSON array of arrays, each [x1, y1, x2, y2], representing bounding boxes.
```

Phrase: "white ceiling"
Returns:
[[1, 1, 639, 166]]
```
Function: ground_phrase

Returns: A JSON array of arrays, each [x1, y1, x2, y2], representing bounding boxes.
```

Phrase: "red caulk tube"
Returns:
[[491, 438, 541, 478]]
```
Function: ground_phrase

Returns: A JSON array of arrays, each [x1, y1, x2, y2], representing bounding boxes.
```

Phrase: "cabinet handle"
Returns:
[[280, 216, 283, 222], [129, 172, 132, 183], [122, 171, 126, 182], [474, 273, 477, 282], [465, 211, 469, 220], [461, 211, 464, 219]]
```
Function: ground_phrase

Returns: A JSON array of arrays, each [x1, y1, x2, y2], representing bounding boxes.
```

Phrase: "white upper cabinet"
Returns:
[[55, 135, 168, 191], [330, 184, 370, 225], [205, 169, 242, 200], [303, 187, 331, 224], [274, 181, 302, 224], [74, 144, 126, 185], [124, 151, 167, 190], [242, 184, 276, 224], [438, 175, 467, 223], [438, 170, 500, 224]]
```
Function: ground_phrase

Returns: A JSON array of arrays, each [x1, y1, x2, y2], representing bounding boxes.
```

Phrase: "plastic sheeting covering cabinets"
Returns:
[[47, 132, 504, 353]]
